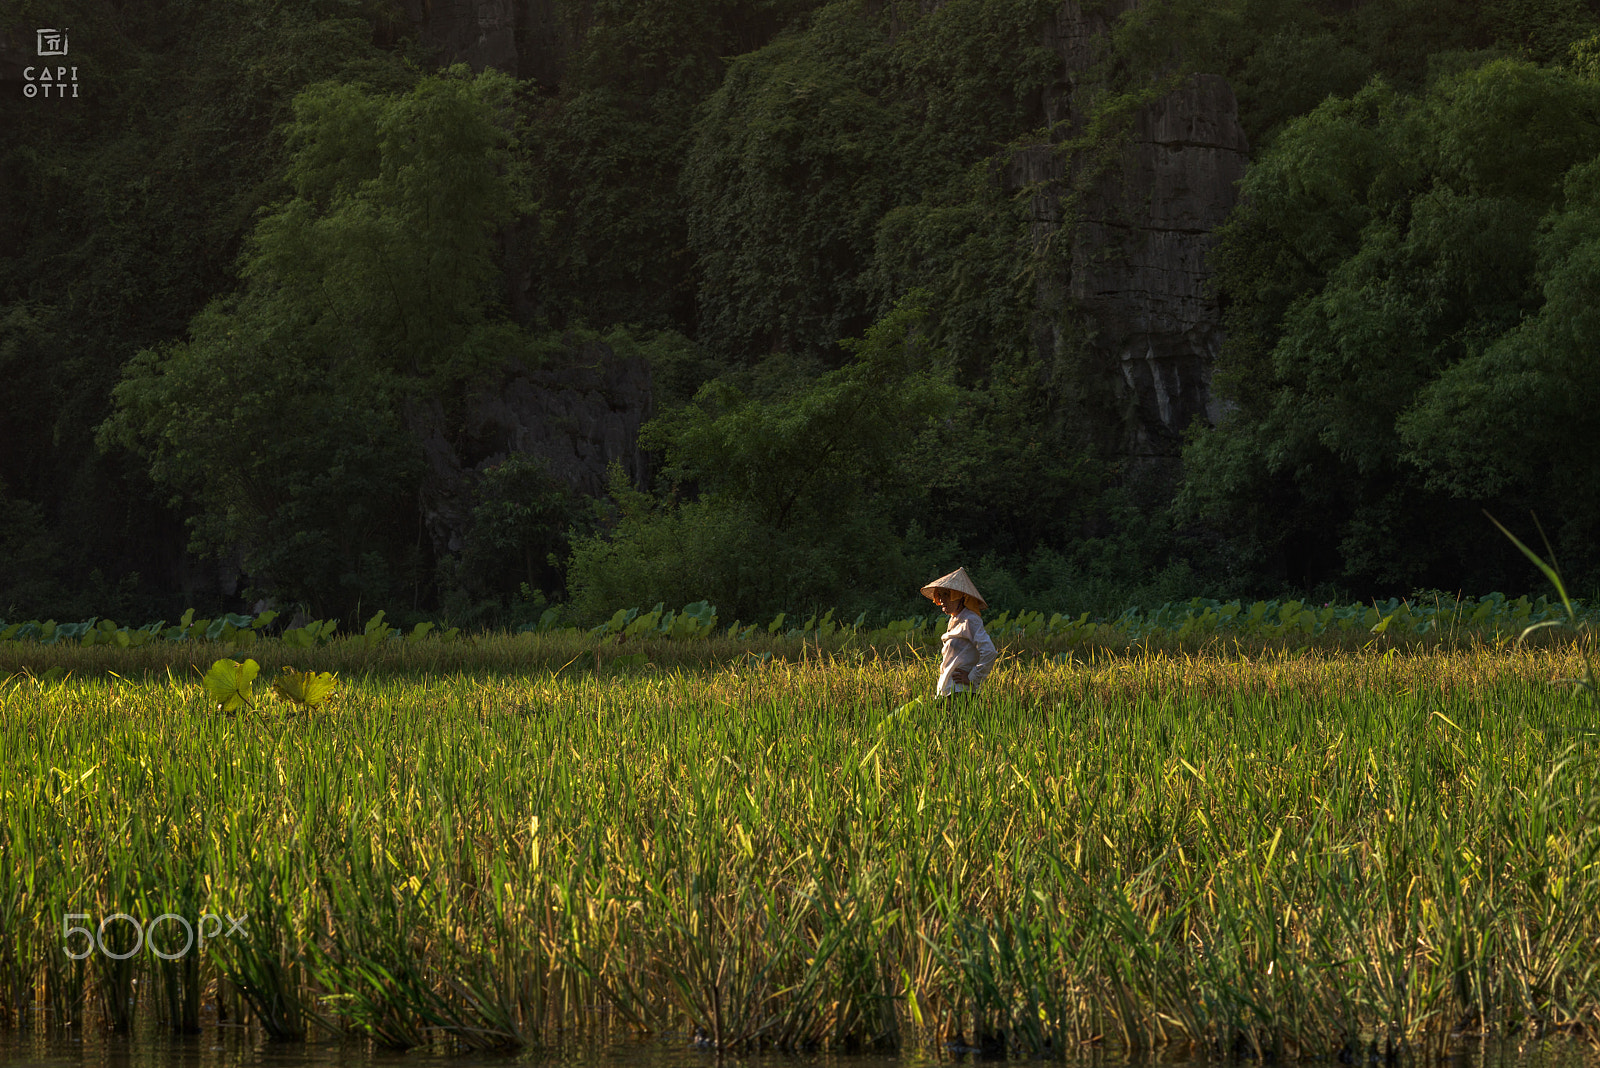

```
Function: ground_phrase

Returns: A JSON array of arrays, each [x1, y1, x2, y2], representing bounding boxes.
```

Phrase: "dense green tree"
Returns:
[[100, 68, 531, 613], [0, 0, 419, 615], [1185, 59, 1600, 592], [564, 296, 958, 620], [683, 8, 906, 362], [1400, 153, 1600, 563], [13, 0, 1600, 620], [683, 0, 1059, 365], [668, 0, 1129, 605], [443, 453, 588, 622], [1345, 0, 1599, 88]]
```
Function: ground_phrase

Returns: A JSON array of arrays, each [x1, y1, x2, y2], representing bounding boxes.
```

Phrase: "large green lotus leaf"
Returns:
[[272, 667, 338, 709], [203, 658, 259, 712]]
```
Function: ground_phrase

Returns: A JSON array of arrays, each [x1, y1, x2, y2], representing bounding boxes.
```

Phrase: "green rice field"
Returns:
[[3, 630, 1600, 1060]]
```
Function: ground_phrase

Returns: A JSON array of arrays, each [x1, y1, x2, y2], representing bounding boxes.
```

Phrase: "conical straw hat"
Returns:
[[920, 567, 987, 612]]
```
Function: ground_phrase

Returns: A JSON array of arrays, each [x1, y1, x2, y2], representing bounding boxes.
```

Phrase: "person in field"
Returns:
[[921, 567, 997, 697]]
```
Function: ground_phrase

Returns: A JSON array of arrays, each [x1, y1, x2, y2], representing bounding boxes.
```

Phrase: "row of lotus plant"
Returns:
[[0, 609, 457, 649], [0, 591, 1590, 651]]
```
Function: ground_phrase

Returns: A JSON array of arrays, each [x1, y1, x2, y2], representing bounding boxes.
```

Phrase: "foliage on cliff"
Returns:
[[518, 0, 822, 330], [565, 295, 960, 619], [682, 0, 1058, 365], [9, 0, 1600, 622]]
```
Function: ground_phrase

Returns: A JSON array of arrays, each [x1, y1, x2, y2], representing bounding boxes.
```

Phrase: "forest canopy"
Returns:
[[5, 0, 1600, 624], [1188, 56, 1600, 594]]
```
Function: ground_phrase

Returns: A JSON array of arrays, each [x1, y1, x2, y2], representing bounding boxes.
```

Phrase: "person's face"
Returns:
[[932, 588, 964, 616]]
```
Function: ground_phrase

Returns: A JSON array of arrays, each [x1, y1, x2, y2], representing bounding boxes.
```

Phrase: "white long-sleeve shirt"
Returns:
[[937, 607, 997, 696]]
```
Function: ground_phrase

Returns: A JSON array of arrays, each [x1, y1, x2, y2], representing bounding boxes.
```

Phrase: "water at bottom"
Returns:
[[2, 1027, 1599, 1068]]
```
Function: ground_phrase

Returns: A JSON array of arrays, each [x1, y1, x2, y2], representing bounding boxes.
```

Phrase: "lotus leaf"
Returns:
[[272, 668, 338, 710], [203, 658, 259, 713]]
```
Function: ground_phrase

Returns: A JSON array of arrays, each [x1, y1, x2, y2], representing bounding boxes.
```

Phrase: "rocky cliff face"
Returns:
[[1022, 0, 1250, 459], [417, 339, 651, 556], [408, 0, 1247, 471], [400, 0, 568, 87], [402, 0, 517, 76]]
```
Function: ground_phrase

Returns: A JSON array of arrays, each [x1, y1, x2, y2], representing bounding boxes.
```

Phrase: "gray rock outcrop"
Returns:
[[1022, 0, 1249, 458], [401, 0, 519, 76], [417, 338, 651, 555], [400, 0, 569, 86]]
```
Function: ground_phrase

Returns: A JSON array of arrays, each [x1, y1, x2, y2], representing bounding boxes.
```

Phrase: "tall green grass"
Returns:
[[2, 643, 1598, 1056]]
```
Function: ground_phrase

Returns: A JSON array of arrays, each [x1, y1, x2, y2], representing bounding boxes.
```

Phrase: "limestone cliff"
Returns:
[[400, 0, 568, 86], [1022, 0, 1249, 459], [417, 339, 651, 557], [407, 0, 1247, 470]]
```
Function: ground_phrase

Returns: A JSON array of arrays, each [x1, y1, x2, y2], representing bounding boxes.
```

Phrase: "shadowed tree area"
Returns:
[[1186, 56, 1600, 594], [7, 0, 1600, 623], [100, 68, 531, 613]]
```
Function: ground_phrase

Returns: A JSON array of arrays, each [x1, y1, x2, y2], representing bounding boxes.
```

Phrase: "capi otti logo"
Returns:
[[24, 27, 78, 99]]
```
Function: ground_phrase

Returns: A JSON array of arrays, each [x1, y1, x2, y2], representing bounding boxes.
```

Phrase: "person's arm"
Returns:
[[967, 619, 998, 687]]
